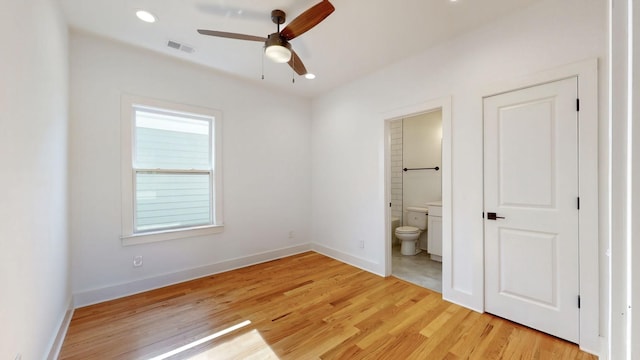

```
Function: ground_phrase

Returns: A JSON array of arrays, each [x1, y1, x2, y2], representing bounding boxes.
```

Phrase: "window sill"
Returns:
[[121, 224, 224, 246]]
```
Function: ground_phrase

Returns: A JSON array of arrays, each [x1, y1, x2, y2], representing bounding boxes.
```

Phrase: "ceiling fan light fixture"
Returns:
[[265, 34, 292, 63], [304, 73, 316, 80]]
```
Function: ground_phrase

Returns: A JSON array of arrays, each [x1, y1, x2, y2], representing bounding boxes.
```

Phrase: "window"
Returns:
[[121, 95, 223, 245]]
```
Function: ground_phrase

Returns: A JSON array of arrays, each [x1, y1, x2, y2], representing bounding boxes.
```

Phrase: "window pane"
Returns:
[[135, 172, 211, 232], [135, 109, 211, 170]]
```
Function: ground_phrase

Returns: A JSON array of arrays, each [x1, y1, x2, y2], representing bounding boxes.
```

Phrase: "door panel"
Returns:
[[484, 77, 579, 343], [498, 229, 557, 306], [498, 99, 555, 208]]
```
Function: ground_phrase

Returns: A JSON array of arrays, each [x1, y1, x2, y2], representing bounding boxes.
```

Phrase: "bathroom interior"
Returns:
[[390, 110, 443, 293]]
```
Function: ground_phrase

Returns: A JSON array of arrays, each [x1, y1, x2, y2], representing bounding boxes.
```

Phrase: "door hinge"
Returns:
[[389, 202, 392, 208], [578, 295, 581, 308], [577, 197, 580, 210], [482, 212, 485, 219], [576, 98, 580, 112]]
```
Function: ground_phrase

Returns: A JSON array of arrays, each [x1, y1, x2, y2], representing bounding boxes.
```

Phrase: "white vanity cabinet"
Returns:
[[427, 202, 442, 262]]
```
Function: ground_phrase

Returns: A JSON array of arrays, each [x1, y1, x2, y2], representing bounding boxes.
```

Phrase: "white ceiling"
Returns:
[[60, 0, 542, 98]]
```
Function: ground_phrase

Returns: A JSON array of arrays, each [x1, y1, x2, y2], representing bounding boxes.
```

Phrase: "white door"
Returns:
[[483, 77, 579, 343]]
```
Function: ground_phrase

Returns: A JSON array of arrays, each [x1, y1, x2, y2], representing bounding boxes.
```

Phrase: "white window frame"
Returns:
[[120, 94, 224, 246]]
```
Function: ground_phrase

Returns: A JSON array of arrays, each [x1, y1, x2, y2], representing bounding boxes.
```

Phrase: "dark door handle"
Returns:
[[487, 212, 505, 220]]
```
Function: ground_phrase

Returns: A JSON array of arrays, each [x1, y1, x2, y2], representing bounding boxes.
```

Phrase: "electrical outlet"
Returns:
[[288, 231, 295, 239], [133, 255, 143, 267], [359, 240, 364, 248]]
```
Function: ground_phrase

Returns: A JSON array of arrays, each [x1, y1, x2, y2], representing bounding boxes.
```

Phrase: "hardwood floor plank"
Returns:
[[446, 310, 492, 357], [472, 317, 519, 359], [59, 252, 596, 360]]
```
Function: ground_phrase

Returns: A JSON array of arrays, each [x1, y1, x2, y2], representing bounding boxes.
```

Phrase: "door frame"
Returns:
[[382, 97, 452, 290], [481, 59, 599, 353]]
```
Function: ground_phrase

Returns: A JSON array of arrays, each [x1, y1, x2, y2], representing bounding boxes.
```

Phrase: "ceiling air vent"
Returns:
[[167, 40, 181, 50], [166, 40, 195, 54], [180, 44, 195, 54]]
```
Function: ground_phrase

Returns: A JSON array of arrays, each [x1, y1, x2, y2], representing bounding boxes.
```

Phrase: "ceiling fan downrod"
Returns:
[[271, 9, 286, 31]]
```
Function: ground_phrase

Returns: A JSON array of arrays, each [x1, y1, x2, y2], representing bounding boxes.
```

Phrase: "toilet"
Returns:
[[395, 206, 428, 255]]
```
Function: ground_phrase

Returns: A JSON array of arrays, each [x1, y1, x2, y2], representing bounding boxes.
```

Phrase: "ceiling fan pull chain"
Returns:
[[261, 46, 265, 80], [291, 55, 295, 83]]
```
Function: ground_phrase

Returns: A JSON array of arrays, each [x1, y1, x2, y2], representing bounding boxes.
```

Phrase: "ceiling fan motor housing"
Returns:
[[265, 33, 291, 50], [271, 9, 286, 25]]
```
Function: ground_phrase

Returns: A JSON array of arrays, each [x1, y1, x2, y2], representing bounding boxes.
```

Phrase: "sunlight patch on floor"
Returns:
[[186, 329, 280, 360], [147, 320, 253, 360]]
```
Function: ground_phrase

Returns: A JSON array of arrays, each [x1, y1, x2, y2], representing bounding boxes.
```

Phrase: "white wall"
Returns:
[[69, 31, 312, 305], [633, 2, 640, 353], [0, 0, 70, 358], [311, 0, 607, 343], [609, 0, 640, 357]]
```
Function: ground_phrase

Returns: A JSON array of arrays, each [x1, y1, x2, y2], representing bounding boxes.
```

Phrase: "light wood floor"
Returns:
[[60, 252, 597, 359]]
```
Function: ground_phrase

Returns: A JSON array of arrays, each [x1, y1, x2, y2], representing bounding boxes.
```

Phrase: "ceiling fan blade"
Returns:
[[280, 1, 335, 41], [197, 29, 267, 42], [288, 49, 308, 76]]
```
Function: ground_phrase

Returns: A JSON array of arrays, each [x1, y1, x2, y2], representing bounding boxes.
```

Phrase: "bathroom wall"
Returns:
[[402, 111, 442, 214], [390, 120, 403, 221]]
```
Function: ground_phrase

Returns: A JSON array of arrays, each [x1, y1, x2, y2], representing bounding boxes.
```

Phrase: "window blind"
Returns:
[[134, 108, 213, 232]]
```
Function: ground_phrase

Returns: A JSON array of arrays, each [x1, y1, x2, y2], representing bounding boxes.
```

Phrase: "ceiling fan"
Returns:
[[197, 0, 335, 77]]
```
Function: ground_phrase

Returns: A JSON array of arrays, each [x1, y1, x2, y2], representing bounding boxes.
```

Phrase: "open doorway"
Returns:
[[389, 111, 442, 292], [383, 97, 451, 296]]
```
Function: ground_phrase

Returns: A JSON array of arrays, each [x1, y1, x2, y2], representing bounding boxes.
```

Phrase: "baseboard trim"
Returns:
[[47, 296, 74, 360], [73, 243, 312, 308], [311, 243, 384, 276], [583, 336, 607, 359]]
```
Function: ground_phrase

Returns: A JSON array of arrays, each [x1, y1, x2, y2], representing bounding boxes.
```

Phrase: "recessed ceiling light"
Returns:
[[304, 73, 316, 80], [136, 10, 156, 23]]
